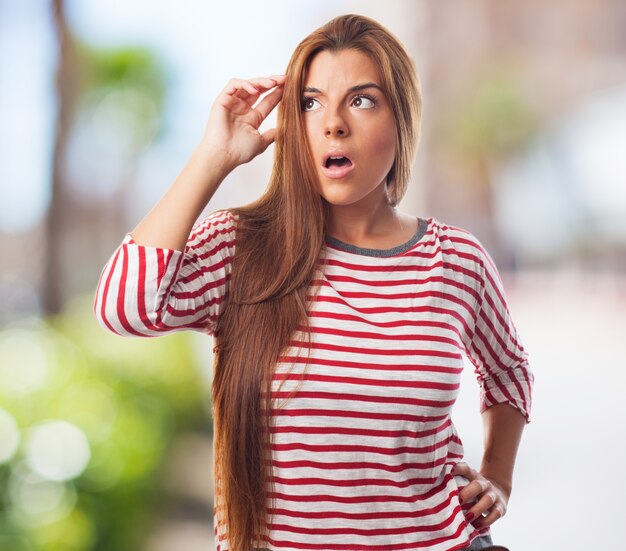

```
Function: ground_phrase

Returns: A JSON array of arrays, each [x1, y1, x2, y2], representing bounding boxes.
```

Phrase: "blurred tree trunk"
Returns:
[[44, 0, 79, 315]]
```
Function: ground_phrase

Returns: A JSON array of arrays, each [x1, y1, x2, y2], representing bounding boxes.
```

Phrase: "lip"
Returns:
[[321, 150, 355, 179]]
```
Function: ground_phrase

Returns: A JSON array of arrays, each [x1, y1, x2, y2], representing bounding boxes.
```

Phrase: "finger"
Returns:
[[461, 478, 491, 506], [250, 75, 284, 88], [222, 78, 262, 98], [231, 77, 284, 108], [466, 489, 497, 520], [219, 93, 255, 116], [221, 82, 260, 111], [268, 74, 287, 84], [451, 461, 471, 474], [240, 76, 283, 96], [253, 84, 284, 121], [235, 86, 261, 107], [472, 501, 505, 529], [258, 127, 277, 152], [452, 463, 482, 503], [451, 462, 473, 481], [240, 77, 284, 107]]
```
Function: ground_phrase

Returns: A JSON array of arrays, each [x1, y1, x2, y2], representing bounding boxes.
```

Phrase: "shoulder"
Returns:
[[201, 208, 239, 226], [183, 209, 240, 257], [426, 217, 497, 290], [192, 208, 239, 236], [428, 217, 486, 257]]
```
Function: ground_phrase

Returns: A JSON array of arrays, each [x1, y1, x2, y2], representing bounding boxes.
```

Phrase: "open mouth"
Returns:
[[324, 156, 353, 168], [321, 153, 356, 179]]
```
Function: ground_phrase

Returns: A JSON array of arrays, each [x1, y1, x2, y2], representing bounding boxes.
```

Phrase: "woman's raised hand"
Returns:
[[200, 75, 286, 171]]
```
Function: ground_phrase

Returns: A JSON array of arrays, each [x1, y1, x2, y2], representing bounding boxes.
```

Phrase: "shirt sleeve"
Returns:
[[464, 235, 534, 424], [93, 209, 237, 338]]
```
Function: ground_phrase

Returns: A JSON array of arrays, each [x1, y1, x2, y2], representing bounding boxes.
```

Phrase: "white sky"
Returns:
[[1, 0, 624, 240], [0, 0, 55, 233], [0, 0, 343, 232]]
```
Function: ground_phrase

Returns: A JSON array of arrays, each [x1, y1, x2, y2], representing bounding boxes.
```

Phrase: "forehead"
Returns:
[[304, 49, 381, 87]]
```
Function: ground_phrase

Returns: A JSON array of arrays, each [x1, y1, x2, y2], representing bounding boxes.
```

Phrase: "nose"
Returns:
[[324, 106, 349, 137]]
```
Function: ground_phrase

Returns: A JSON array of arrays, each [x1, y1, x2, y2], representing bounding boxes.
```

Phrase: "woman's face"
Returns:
[[301, 48, 397, 208]]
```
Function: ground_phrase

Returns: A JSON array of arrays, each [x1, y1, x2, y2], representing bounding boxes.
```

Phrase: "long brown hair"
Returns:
[[211, 14, 422, 550]]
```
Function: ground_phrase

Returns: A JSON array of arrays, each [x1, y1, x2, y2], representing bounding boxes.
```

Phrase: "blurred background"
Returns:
[[1, 0, 624, 549]]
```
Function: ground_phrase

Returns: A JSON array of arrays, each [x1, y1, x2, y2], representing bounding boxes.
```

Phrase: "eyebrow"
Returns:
[[302, 82, 384, 95]]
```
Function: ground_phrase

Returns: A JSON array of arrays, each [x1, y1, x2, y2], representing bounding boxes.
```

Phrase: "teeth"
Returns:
[[325, 154, 351, 168]]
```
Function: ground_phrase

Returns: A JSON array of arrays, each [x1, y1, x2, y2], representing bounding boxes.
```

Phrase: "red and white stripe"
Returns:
[[94, 210, 533, 551], [94, 209, 236, 337]]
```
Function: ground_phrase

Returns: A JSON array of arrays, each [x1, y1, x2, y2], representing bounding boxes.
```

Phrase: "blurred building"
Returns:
[[413, 0, 626, 269], [1, 0, 626, 315]]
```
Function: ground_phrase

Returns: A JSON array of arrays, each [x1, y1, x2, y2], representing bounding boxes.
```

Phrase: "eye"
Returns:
[[351, 94, 377, 109], [301, 97, 321, 112]]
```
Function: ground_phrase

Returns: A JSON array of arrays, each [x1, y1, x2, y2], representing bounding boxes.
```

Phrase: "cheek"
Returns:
[[369, 120, 396, 161], [303, 120, 319, 154], [302, 129, 316, 163]]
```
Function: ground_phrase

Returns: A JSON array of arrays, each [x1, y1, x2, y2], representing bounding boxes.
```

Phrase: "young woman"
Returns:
[[95, 14, 533, 551]]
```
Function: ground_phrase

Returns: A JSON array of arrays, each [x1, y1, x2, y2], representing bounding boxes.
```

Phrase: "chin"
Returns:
[[320, 191, 363, 207], [318, 181, 385, 208]]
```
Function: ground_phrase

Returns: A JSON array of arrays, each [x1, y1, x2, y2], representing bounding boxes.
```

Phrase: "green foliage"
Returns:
[[75, 40, 168, 108], [71, 36, 169, 151], [433, 63, 539, 162], [0, 294, 211, 551]]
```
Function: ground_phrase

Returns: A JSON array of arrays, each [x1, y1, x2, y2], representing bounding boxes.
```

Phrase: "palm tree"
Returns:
[[45, 0, 166, 315]]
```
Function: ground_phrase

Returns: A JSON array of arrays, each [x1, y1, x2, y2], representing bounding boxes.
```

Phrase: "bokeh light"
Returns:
[[24, 420, 91, 482], [0, 329, 52, 396], [0, 408, 20, 463], [8, 463, 77, 525]]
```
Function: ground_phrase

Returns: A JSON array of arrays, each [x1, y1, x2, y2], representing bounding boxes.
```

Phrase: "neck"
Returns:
[[326, 186, 399, 242]]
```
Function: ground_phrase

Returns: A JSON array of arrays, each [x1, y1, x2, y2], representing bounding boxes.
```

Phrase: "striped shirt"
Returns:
[[94, 208, 533, 551]]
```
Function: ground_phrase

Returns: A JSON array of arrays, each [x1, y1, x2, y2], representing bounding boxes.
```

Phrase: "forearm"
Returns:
[[479, 402, 527, 499], [130, 144, 235, 252]]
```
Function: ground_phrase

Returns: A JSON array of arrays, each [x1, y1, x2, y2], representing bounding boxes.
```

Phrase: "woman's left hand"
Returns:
[[451, 462, 510, 530]]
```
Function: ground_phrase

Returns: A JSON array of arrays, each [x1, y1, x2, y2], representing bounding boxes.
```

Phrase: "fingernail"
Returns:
[[465, 512, 474, 521]]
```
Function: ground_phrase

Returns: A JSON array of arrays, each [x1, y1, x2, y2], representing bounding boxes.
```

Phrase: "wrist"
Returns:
[[480, 470, 512, 500], [194, 140, 239, 177]]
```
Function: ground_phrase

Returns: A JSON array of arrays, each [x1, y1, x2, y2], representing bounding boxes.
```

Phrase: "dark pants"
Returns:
[[252, 535, 508, 551], [464, 533, 510, 550], [465, 533, 494, 549], [252, 536, 509, 551]]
